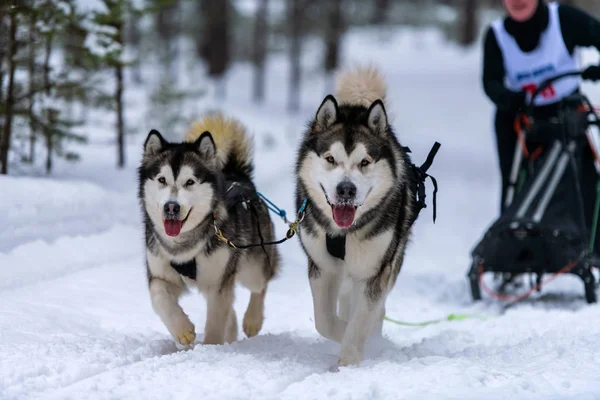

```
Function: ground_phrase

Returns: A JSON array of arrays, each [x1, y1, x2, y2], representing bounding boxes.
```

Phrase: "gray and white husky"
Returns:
[[138, 114, 280, 347], [294, 66, 418, 367]]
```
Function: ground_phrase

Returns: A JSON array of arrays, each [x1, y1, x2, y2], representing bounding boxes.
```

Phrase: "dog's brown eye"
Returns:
[[185, 179, 195, 187], [360, 159, 371, 167], [326, 156, 335, 164], [158, 177, 166, 184]]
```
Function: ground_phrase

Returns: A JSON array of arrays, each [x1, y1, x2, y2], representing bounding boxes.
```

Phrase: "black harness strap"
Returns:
[[407, 142, 441, 223], [170, 259, 197, 280], [214, 181, 301, 249], [326, 234, 346, 260]]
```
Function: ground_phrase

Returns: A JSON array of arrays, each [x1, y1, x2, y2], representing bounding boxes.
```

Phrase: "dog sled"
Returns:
[[468, 71, 600, 303]]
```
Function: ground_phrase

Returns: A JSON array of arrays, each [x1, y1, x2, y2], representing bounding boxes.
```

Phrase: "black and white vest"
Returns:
[[492, 2, 580, 106]]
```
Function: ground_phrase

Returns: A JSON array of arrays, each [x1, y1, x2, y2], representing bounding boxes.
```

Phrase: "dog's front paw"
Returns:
[[177, 329, 196, 346], [171, 318, 196, 347], [242, 311, 263, 338], [338, 345, 362, 367]]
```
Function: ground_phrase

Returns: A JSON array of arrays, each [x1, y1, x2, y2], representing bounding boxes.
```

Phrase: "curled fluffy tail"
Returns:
[[185, 113, 254, 177], [335, 65, 387, 107]]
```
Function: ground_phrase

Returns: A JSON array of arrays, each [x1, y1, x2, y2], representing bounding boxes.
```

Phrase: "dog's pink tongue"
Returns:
[[332, 205, 356, 228], [164, 220, 182, 237]]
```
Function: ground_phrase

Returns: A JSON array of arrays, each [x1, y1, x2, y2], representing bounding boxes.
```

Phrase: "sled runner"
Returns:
[[468, 71, 600, 303]]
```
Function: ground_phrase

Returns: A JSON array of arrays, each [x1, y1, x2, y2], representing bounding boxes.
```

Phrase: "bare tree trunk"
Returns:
[[156, 0, 180, 82], [27, 7, 37, 163], [45, 132, 52, 173], [0, 5, 7, 111], [200, 0, 230, 99], [116, 64, 125, 168], [0, 4, 18, 175], [288, 0, 303, 113], [252, 0, 268, 103], [324, 0, 343, 94], [115, 18, 125, 168], [45, 109, 55, 174], [126, 6, 143, 84], [372, 0, 390, 25], [41, 28, 54, 174], [43, 30, 53, 93], [45, 134, 52, 172], [459, 0, 478, 46]]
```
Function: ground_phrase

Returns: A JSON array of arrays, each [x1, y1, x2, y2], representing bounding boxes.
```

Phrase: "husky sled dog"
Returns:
[[138, 114, 279, 347], [294, 66, 418, 366]]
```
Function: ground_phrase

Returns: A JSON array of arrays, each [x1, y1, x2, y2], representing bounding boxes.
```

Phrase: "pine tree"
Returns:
[[0, 0, 95, 175], [88, 0, 133, 168], [36, 0, 87, 174]]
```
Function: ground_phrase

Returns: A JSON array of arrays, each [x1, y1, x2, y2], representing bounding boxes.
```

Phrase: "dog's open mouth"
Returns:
[[163, 208, 191, 237], [331, 203, 357, 228], [320, 184, 358, 229]]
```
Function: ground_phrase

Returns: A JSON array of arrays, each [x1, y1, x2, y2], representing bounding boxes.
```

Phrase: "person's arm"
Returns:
[[482, 27, 526, 111], [558, 4, 600, 81], [559, 5, 600, 52]]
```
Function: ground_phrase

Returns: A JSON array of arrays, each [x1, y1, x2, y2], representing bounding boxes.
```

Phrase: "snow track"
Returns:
[[0, 176, 140, 253]]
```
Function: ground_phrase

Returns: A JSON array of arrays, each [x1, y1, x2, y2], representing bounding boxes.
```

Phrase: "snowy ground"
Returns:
[[2, 27, 600, 400]]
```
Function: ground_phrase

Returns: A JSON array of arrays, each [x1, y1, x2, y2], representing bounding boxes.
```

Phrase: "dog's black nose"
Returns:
[[164, 201, 180, 215], [336, 181, 357, 200]]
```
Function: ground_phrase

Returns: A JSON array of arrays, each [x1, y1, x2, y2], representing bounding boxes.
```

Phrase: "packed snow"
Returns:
[[2, 26, 600, 400]]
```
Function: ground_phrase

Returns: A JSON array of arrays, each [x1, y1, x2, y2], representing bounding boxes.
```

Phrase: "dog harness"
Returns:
[[326, 234, 347, 260], [491, 2, 580, 106], [170, 259, 197, 280]]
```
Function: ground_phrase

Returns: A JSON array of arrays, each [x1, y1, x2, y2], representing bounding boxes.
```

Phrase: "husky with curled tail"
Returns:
[[138, 114, 280, 347], [294, 66, 417, 367]]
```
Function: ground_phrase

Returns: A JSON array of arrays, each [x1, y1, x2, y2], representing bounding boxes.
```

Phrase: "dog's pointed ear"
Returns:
[[195, 131, 216, 160], [367, 100, 388, 135], [315, 95, 338, 131], [144, 129, 166, 156]]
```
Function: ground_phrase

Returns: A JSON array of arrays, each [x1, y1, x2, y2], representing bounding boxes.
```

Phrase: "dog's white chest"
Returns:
[[173, 246, 231, 290], [301, 228, 393, 279], [191, 247, 231, 289], [344, 230, 393, 278]]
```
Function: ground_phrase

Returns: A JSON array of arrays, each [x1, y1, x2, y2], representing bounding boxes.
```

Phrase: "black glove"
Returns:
[[510, 89, 528, 112], [582, 65, 600, 81]]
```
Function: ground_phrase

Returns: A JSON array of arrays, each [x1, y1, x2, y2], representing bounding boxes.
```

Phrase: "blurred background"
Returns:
[[0, 0, 597, 176]]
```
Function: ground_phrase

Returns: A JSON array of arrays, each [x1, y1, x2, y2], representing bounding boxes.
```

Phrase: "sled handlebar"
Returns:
[[527, 71, 583, 109], [525, 70, 600, 131]]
